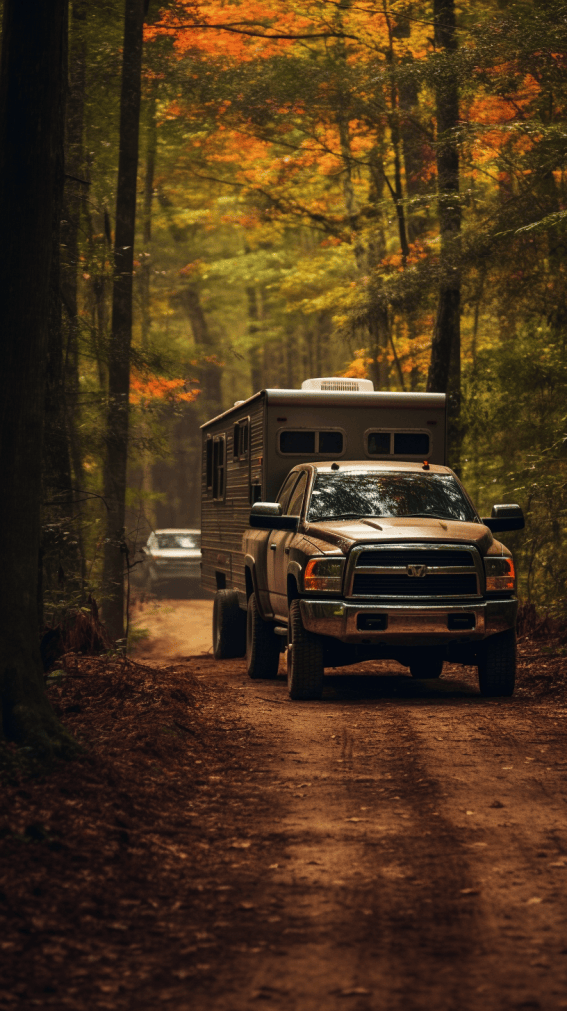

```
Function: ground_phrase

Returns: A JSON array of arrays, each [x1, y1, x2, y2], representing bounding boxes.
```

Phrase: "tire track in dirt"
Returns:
[[139, 603, 567, 1011]]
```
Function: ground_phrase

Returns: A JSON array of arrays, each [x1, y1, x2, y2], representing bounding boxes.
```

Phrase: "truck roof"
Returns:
[[291, 460, 454, 475], [200, 389, 446, 430]]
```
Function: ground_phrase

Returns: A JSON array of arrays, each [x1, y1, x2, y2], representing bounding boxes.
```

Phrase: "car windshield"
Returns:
[[307, 472, 476, 523], [155, 533, 201, 549]]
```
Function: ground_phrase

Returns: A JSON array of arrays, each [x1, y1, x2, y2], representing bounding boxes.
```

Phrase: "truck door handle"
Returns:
[[270, 543, 277, 550]]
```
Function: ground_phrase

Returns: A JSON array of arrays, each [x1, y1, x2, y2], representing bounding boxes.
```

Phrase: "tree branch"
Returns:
[[152, 21, 359, 40]]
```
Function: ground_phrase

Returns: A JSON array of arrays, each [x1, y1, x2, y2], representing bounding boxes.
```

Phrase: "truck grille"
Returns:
[[347, 544, 481, 599], [352, 573, 478, 597], [358, 549, 475, 568]]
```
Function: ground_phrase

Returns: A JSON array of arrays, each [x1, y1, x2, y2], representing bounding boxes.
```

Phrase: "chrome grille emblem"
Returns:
[[406, 564, 427, 578]]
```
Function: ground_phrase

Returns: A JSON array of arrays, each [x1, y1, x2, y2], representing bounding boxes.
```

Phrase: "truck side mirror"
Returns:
[[481, 503, 525, 533], [249, 502, 299, 531]]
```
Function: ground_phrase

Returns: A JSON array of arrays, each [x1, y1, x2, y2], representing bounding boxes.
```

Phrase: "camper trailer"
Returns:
[[201, 378, 523, 700]]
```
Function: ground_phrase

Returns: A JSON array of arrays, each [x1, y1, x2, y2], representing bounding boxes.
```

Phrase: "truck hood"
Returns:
[[303, 517, 495, 556]]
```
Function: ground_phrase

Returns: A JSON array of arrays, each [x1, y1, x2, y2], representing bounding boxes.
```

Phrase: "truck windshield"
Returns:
[[307, 472, 476, 523]]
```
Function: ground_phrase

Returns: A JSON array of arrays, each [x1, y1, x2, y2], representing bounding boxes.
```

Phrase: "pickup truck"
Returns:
[[212, 459, 523, 700]]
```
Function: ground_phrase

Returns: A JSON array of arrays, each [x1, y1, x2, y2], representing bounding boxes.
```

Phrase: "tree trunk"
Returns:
[[140, 81, 157, 350], [247, 286, 263, 393], [60, 0, 88, 591], [0, 0, 76, 757], [427, 0, 461, 415], [102, 0, 145, 642]]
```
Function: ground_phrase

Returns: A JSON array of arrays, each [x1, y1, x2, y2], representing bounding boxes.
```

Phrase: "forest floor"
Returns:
[[2, 597, 567, 1011]]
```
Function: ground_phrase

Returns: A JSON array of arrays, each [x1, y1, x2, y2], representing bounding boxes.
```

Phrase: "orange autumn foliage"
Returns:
[[130, 373, 200, 405]]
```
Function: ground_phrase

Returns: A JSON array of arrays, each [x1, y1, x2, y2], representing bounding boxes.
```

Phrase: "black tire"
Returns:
[[246, 593, 280, 679], [478, 629, 516, 697], [287, 599, 324, 700], [213, 589, 246, 660], [410, 655, 444, 679]]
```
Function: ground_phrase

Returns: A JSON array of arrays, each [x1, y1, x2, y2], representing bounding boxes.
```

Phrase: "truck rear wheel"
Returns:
[[410, 655, 443, 679], [246, 593, 280, 679], [287, 599, 324, 701], [478, 629, 516, 697], [213, 589, 246, 660]]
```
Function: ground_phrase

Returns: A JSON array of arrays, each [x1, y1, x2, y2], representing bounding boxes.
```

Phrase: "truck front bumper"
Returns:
[[299, 598, 517, 644]]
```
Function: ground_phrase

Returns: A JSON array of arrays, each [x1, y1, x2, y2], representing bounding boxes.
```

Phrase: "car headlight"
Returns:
[[484, 556, 515, 592], [304, 557, 345, 592]]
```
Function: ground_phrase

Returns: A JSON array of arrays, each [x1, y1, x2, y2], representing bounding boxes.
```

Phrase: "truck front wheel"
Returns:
[[478, 629, 516, 697], [213, 589, 246, 660], [287, 599, 324, 701], [246, 593, 280, 679]]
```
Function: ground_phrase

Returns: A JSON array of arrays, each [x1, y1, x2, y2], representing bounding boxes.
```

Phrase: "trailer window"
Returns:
[[213, 435, 225, 500], [319, 431, 343, 453], [367, 430, 430, 457], [233, 418, 250, 461], [280, 430, 315, 454], [367, 431, 390, 455], [279, 430, 344, 455], [206, 436, 213, 490], [394, 432, 430, 455]]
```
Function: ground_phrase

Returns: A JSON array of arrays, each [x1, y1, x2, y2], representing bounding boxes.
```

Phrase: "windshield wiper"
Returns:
[[403, 512, 453, 520], [321, 513, 371, 520]]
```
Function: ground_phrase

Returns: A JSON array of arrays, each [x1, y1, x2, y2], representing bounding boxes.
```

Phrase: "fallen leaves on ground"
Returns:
[[0, 653, 279, 1010]]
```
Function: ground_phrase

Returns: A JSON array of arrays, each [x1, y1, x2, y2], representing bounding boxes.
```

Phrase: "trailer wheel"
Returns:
[[409, 655, 444, 679], [287, 599, 324, 701], [213, 590, 246, 660], [478, 629, 516, 697], [246, 593, 280, 679]]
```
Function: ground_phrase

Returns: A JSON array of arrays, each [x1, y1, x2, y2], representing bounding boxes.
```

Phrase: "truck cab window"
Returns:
[[213, 435, 225, 500], [308, 471, 475, 523], [287, 472, 308, 516], [277, 472, 300, 512]]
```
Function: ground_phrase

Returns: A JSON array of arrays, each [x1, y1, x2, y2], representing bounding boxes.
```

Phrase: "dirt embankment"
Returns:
[[2, 600, 567, 1011]]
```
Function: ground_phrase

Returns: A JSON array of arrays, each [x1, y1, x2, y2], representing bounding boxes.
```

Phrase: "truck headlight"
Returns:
[[304, 557, 345, 592], [484, 557, 515, 592]]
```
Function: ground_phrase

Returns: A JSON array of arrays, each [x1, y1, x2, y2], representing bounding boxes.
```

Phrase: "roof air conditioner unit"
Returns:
[[301, 376, 374, 393]]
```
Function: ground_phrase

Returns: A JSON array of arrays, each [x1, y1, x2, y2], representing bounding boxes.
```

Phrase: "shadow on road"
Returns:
[[268, 665, 492, 704]]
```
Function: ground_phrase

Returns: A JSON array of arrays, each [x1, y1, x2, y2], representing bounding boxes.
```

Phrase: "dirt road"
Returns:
[[129, 598, 567, 1011]]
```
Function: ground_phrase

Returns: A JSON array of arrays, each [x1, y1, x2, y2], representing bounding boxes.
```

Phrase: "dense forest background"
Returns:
[[43, 0, 567, 629]]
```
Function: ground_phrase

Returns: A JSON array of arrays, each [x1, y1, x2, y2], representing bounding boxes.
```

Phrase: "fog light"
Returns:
[[357, 614, 388, 631], [448, 613, 475, 630]]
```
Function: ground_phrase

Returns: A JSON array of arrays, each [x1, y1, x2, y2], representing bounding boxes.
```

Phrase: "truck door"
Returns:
[[268, 471, 308, 621]]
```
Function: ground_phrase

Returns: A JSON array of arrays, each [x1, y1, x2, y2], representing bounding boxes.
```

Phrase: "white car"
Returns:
[[141, 529, 201, 594]]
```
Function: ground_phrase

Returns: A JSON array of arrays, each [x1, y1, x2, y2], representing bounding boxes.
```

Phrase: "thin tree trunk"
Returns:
[[0, 0, 76, 756], [180, 285, 223, 415], [141, 81, 157, 350], [102, 0, 145, 641], [247, 286, 263, 392], [427, 0, 461, 405], [61, 0, 88, 590]]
